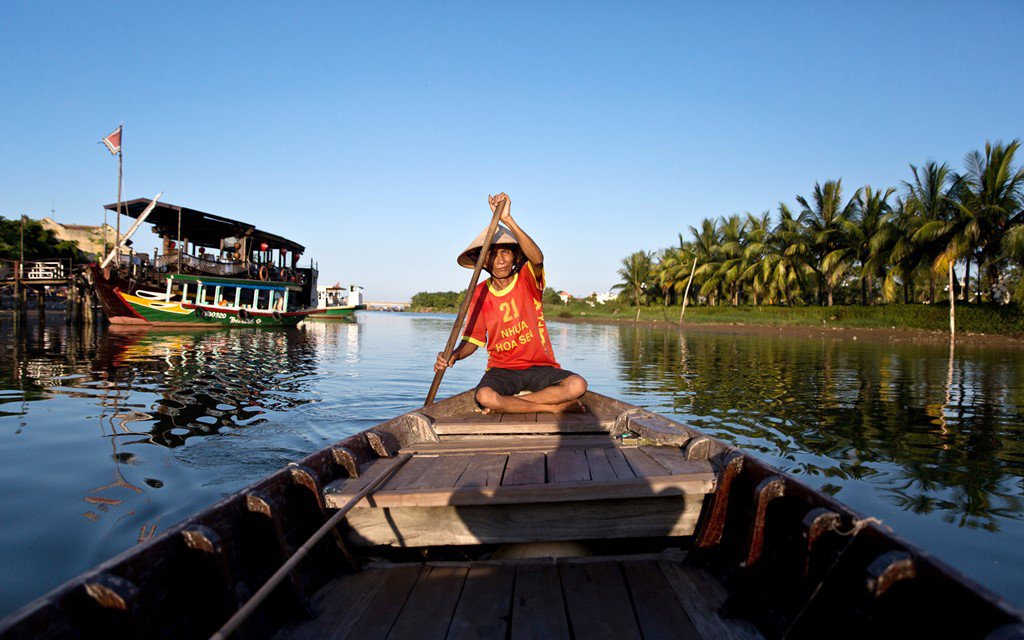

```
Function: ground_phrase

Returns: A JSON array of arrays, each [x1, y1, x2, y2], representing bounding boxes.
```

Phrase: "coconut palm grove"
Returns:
[[615, 140, 1024, 312]]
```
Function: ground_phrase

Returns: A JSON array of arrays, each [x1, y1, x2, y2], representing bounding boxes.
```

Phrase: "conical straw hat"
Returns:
[[457, 224, 520, 268]]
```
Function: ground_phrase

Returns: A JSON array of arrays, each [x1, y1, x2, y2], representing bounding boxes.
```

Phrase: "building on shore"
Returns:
[[39, 218, 120, 259]]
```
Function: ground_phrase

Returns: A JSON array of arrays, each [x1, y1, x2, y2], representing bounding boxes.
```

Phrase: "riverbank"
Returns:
[[545, 303, 1024, 347], [411, 302, 1024, 345]]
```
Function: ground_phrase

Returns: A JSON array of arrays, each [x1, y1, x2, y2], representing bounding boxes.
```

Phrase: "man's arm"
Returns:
[[434, 340, 479, 372], [489, 193, 543, 268]]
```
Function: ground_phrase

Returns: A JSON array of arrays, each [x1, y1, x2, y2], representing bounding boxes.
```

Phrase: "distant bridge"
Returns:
[[365, 301, 410, 311]]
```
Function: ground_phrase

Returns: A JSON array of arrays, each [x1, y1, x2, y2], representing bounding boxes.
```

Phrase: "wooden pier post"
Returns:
[[36, 288, 46, 323]]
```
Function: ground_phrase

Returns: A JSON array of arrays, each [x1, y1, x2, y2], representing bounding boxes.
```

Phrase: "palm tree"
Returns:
[[949, 140, 1024, 302], [689, 219, 722, 305], [796, 180, 859, 306], [900, 161, 954, 302], [612, 250, 654, 306], [741, 211, 772, 305], [825, 185, 895, 305], [713, 214, 750, 306], [651, 248, 680, 305]]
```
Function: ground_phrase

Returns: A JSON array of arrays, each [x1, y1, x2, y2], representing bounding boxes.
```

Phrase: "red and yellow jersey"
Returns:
[[461, 262, 559, 370]]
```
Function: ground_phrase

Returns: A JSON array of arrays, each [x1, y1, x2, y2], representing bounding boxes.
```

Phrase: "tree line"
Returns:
[[614, 140, 1024, 309], [0, 216, 88, 262]]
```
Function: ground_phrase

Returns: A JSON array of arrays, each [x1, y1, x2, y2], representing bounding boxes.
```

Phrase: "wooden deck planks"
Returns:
[[511, 563, 570, 640], [502, 451, 546, 486], [387, 565, 470, 640], [386, 456, 441, 491], [446, 564, 516, 640], [546, 449, 590, 483], [604, 447, 636, 479], [622, 559, 702, 640], [658, 560, 764, 640], [621, 446, 671, 477], [277, 556, 760, 640], [640, 445, 704, 475], [409, 455, 472, 490], [454, 454, 508, 487], [584, 448, 617, 481], [341, 565, 422, 640], [559, 561, 642, 639]]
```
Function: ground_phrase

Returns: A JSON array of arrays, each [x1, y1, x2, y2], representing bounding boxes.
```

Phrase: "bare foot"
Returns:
[[552, 399, 586, 413], [480, 407, 492, 415]]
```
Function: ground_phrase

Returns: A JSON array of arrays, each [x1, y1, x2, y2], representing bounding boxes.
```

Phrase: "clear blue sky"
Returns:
[[2, 2, 1022, 300]]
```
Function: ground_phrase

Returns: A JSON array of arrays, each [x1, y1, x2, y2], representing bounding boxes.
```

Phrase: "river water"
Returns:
[[0, 312, 1022, 617]]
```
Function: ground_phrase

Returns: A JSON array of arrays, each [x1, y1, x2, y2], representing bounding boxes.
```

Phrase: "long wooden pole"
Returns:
[[679, 257, 698, 324], [424, 201, 506, 405], [949, 261, 956, 340], [208, 453, 411, 640], [115, 127, 123, 258]]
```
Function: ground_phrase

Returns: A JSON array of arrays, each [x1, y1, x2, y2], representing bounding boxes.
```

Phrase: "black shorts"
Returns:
[[476, 366, 576, 398]]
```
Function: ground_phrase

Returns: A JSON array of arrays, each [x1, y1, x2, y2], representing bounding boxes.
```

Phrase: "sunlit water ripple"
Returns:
[[0, 312, 1022, 616]]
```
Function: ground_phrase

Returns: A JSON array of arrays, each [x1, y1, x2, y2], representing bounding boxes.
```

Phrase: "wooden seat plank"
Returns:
[[327, 467, 715, 509], [604, 447, 636, 479], [454, 454, 508, 488], [446, 564, 516, 640], [409, 455, 472, 490], [658, 561, 764, 640], [547, 449, 590, 483], [559, 561, 642, 639], [403, 435, 616, 455], [622, 559, 702, 640], [341, 565, 423, 640], [502, 451, 546, 486], [621, 447, 671, 477], [511, 563, 570, 640], [584, 448, 617, 481], [433, 420, 612, 435], [387, 565, 470, 640]]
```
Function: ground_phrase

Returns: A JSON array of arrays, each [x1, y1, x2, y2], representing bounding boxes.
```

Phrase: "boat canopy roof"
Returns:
[[104, 199, 305, 254]]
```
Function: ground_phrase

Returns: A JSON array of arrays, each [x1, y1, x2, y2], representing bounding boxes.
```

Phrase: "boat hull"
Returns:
[[306, 305, 366, 320], [1, 390, 1020, 639], [89, 264, 320, 327]]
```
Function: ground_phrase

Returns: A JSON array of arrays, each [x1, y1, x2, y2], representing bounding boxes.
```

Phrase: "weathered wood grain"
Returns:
[[511, 563, 570, 640], [546, 449, 590, 483], [446, 564, 516, 640], [503, 451, 545, 486], [387, 565, 469, 639], [454, 454, 508, 488], [622, 559, 702, 640], [560, 561, 642, 639], [342, 497, 707, 546]]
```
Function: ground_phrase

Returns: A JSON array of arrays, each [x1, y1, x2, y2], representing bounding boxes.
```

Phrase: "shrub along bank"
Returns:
[[546, 302, 1024, 336]]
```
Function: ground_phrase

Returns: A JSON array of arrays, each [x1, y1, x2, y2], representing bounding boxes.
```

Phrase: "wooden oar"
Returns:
[[208, 453, 412, 640], [424, 199, 507, 405]]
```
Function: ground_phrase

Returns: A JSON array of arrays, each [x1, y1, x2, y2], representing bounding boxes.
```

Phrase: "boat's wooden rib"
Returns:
[[2, 389, 1022, 640]]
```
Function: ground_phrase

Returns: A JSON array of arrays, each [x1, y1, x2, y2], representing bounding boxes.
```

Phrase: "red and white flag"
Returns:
[[101, 126, 122, 155]]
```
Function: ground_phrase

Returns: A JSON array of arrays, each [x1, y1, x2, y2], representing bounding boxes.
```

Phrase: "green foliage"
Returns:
[[0, 216, 87, 261], [543, 287, 562, 305], [619, 139, 1024, 311], [410, 290, 463, 311]]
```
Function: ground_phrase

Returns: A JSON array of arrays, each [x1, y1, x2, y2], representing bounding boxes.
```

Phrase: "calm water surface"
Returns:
[[0, 312, 1022, 616]]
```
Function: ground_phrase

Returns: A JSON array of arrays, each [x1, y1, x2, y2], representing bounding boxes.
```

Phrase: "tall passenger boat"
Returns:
[[88, 198, 323, 327]]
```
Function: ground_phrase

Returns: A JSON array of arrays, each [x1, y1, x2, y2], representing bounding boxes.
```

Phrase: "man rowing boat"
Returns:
[[434, 193, 588, 414]]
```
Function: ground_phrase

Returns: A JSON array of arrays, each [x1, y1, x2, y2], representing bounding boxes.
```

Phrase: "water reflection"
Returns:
[[614, 326, 1024, 532], [1, 323, 320, 447]]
